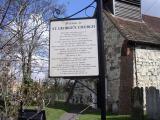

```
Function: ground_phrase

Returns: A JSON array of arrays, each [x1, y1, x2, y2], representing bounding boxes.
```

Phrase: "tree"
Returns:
[[0, 0, 66, 118], [0, 0, 14, 29], [6, 0, 66, 83]]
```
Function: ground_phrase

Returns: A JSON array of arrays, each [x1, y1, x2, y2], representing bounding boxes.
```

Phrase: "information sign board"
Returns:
[[50, 19, 99, 77]]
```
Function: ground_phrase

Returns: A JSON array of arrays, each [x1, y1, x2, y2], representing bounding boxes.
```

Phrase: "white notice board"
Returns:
[[49, 19, 99, 77]]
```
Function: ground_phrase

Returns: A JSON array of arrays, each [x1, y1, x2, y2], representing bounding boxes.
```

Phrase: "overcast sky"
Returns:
[[58, 0, 160, 18]]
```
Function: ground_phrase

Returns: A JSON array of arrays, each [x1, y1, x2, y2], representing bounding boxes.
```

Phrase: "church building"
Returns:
[[103, 0, 160, 114]]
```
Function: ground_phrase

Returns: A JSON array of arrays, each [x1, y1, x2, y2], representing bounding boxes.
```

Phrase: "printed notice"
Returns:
[[50, 19, 99, 77]]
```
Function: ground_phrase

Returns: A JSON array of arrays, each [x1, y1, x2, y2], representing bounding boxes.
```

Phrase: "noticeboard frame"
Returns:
[[49, 17, 99, 79]]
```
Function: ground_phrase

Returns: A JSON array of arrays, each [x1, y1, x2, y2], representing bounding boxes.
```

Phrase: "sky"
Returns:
[[58, 0, 96, 18], [58, 0, 160, 18], [142, 0, 160, 17]]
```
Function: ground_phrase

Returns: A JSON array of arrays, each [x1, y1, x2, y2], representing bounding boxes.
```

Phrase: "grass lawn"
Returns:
[[24, 106, 65, 120], [45, 108, 130, 120], [45, 101, 79, 120], [79, 114, 130, 120], [45, 102, 131, 120], [45, 107, 65, 120], [25, 102, 147, 120], [24, 102, 68, 120]]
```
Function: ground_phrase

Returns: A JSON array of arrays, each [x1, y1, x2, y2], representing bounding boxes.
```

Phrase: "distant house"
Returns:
[[103, 0, 160, 114]]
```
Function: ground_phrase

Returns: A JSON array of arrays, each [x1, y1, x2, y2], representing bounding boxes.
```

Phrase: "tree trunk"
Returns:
[[27, 51, 32, 81]]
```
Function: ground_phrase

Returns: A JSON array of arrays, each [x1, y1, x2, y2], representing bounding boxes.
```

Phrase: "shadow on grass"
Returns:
[[107, 115, 130, 120], [48, 101, 100, 115]]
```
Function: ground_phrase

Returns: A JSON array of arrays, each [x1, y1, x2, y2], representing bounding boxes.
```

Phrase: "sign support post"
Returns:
[[96, 0, 107, 120], [49, 0, 107, 119]]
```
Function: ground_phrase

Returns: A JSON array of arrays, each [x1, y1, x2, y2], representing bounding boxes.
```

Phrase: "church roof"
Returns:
[[103, 10, 160, 45], [142, 15, 160, 33]]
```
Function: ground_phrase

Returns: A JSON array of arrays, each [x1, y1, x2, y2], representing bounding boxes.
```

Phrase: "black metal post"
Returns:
[[18, 101, 23, 120], [96, 0, 107, 120]]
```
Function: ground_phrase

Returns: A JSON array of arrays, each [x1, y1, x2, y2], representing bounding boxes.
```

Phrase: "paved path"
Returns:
[[59, 112, 79, 120], [59, 105, 91, 120]]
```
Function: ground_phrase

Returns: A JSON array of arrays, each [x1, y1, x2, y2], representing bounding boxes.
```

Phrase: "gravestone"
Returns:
[[112, 101, 118, 114], [146, 87, 160, 120], [131, 87, 144, 120]]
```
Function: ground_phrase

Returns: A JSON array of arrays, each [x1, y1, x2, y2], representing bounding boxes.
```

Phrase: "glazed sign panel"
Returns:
[[50, 19, 99, 77]]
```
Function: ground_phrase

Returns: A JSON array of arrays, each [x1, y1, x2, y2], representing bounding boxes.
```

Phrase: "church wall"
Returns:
[[102, 13, 125, 110], [133, 46, 160, 88], [133, 45, 160, 109]]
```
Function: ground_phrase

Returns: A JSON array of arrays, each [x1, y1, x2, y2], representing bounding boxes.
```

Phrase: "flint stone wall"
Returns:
[[134, 46, 160, 88], [133, 46, 160, 110], [103, 13, 125, 106]]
